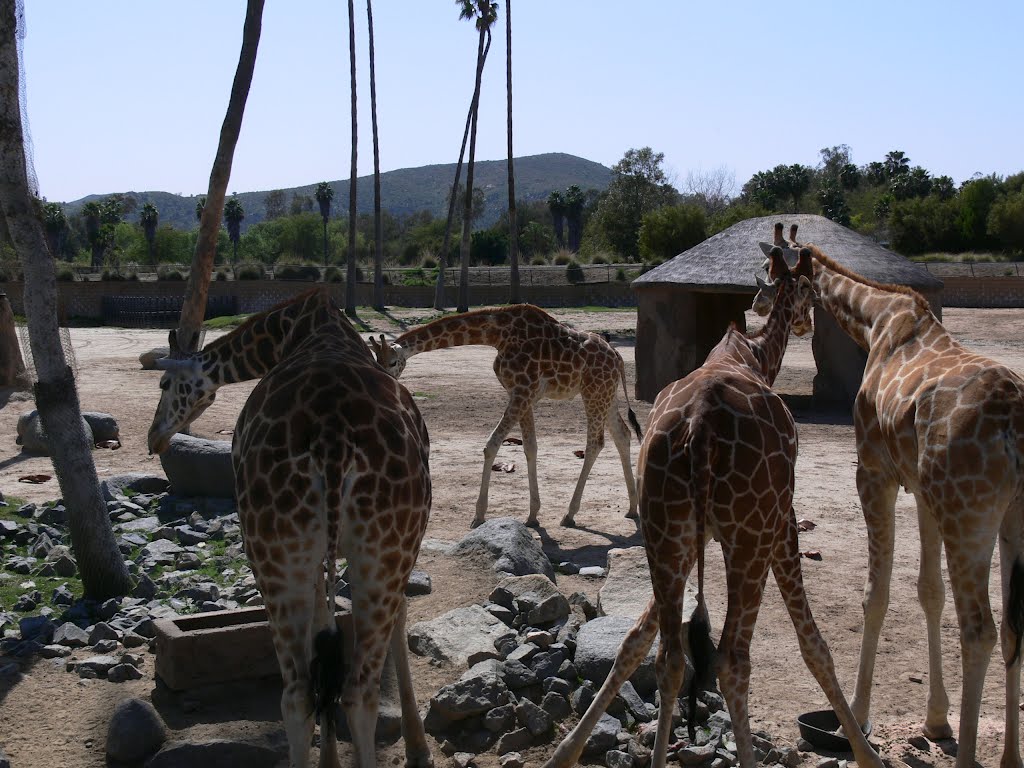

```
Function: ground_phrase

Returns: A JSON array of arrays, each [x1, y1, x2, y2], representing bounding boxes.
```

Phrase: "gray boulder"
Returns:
[[82, 412, 119, 442], [106, 698, 167, 763], [146, 740, 280, 768], [575, 616, 660, 695], [585, 713, 622, 756], [16, 409, 91, 455], [450, 517, 554, 580], [425, 660, 512, 731], [490, 574, 569, 626], [598, 547, 698, 622], [408, 605, 512, 667], [139, 347, 170, 370], [101, 473, 170, 502], [159, 433, 235, 498]]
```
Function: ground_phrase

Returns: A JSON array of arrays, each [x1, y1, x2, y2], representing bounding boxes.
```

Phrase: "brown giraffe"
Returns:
[[147, 289, 433, 768], [369, 304, 641, 528], [545, 249, 882, 768], [753, 224, 1024, 768]]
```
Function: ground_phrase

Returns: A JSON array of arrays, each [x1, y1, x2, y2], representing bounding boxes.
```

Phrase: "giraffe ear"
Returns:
[[796, 247, 814, 278], [168, 329, 179, 355], [367, 335, 381, 354], [768, 246, 790, 280]]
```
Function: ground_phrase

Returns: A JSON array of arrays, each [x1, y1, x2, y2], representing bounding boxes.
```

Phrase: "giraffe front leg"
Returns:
[[850, 464, 898, 727], [562, 414, 605, 527], [916, 500, 952, 741], [519, 406, 541, 526], [475, 399, 524, 528], [389, 601, 433, 768], [608, 411, 638, 520]]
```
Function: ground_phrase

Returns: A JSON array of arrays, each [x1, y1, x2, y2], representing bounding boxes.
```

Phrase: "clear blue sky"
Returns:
[[21, 0, 1024, 203]]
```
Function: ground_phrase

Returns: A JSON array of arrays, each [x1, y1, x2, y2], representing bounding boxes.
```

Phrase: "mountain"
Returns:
[[62, 152, 612, 232]]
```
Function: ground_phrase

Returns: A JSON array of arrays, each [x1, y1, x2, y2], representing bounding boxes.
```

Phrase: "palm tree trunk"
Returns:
[[505, 0, 519, 304], [0, 0, 131, 598], [367, 0, 384, 311], [177, 0, 264, 352], [322, 218, 329, 267], [345, 0, 358, 318], [457, 29, 490, 313]]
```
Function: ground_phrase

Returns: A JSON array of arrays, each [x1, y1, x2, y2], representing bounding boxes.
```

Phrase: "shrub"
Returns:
[[421, 255, 438, 269], [324, 266, 344, 283], [275, 264, 321, 281], [590, 254, 608, 265], [235, 262, 263, 280], [101, 270, 126, 281], [157, 267, 185, 281], [530, 255, 548, 266], [215, 269, 229, 281], [553, 249, 574, 266], [56, 268, 76, 282], [616, 268, 627, 282], [565, 260, 585, 284]]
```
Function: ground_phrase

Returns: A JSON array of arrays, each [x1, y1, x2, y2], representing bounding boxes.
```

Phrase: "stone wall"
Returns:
[[940, 276, 1024, 308], [0, 279, 637, 319]]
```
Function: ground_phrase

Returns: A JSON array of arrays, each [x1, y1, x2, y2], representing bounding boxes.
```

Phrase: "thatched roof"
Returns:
[[633, 214, 943, 293]]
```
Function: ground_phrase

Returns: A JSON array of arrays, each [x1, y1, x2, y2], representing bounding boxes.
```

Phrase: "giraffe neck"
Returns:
[[811, 255, 931, 352], [746, 284, 797, 386], [395, 307, 518, 357], [198, 289, 338, 384]]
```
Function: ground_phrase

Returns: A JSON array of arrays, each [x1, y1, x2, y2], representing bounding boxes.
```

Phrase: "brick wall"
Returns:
[[0, 279, 637, 319]]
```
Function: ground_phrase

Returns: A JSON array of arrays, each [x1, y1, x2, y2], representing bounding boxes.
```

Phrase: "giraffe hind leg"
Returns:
[[562, 411, 606, 527], [475, 397, 527, 528], [998, 506, 1024, 768], [608, 410, 639, 520], [916, 500, 952, 740]]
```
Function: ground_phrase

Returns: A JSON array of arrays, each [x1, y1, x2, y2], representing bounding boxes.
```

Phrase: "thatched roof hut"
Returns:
[[631, 214, 943, 403]]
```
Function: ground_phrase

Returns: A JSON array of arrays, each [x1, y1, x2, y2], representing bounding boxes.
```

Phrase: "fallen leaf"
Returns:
[[491, 462, 516, 473], [95, 440, 121, 450], [573, 450, 586, 459], [797, 518, 816, 532], [217, 429, 233, 435], [502, 437, 522, 446], [18, 474, 52, 484], [800, 550, 822, 561]]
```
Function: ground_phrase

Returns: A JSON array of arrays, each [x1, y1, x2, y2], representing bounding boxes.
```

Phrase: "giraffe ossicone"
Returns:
[[370, 304, 641, 529], [752, 223, 1024, 768], [544, 247, 881, 768], [148, 289, 434, 768]]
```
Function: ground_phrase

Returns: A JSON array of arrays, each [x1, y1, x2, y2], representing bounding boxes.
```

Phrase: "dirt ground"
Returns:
[[1, 307, 1023, 767]]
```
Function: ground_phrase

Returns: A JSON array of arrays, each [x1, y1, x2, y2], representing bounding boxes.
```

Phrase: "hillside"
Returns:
[[62, 152, 612, 232]]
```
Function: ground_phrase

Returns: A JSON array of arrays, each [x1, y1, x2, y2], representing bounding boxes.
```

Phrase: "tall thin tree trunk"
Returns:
[[345, 0, 358, 317], [322, 218, 328, 267], [505, 0, 519, 304], [0, 0, 131, 598], [367, 0, 384, 311], [177, 0, 264, 351], [457, 29, 490, 313]]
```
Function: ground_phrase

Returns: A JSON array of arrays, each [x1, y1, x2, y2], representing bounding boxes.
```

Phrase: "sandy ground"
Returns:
[[1, 307, 1023, 767]]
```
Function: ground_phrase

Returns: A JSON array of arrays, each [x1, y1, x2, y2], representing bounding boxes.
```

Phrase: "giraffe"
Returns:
[[368, 304, 642, 528], [544, 249, 883, 768], [752, 224, 1024, 768], [147, 288, 433, 768]]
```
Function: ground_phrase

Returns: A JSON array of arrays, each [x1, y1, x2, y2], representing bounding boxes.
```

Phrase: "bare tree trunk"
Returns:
[[505, 0, 519, 304], [177, 0, 264, 351], [0, 292, 26, 388], [345, 0, 358, 317], [457, 29, 490, 313], [0, 0, 131, 598], [367, 0, 384, 311]]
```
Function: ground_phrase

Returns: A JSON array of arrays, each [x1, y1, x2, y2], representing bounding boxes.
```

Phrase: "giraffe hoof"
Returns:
[[559, 515, 576, 528], [470, 517, 485, 529], [923, 721, 954, 741], [405, 751, 434, 768], [624, 510, 639, 520], [525, 517, 540, 529]]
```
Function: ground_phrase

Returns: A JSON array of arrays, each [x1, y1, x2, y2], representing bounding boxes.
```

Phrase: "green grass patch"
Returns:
[[0, 495, 28, 523], [0, 574, 84, 616]]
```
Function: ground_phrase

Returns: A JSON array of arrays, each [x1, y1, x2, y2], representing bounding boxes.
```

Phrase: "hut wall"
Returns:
[[635, 287, 750, 402]]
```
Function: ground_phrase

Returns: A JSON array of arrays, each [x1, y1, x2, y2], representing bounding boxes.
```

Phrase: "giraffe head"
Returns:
[[751, 245, 816, 336], [368, 334, 407, 378], [147, 329, 218, 455]]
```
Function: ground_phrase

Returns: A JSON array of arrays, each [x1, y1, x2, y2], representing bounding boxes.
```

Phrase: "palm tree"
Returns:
[[884, 150, 910, 179], [82, 200, 103, 269], [504, 0, 519, 303], [314, 181, 334, 266], [0, 0, 131, 598], [42, 201, 66, 259], [547, 191, 566, 247], [139, 202, 159, 264], [177, 0, 265, 352], [195, 196, 206, 222], [224, 196, 245, 263], [564, 184, 584, 252], [457, 0, 498, 313], [345, 0, 358, 317], [367, 0, 384, 310]]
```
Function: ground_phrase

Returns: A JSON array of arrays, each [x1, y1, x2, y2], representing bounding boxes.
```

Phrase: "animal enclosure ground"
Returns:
[[1, 307, 1023, 767]]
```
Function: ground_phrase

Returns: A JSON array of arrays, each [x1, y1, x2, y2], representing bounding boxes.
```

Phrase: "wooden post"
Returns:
[[0, 291, 26, 387]]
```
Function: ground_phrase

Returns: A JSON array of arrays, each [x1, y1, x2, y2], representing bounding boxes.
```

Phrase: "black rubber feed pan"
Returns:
[[797, 710, 873, 752]]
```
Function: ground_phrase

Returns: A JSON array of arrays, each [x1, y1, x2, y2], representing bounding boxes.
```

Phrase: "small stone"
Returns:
[[779, 747, 800, 768], [39, 643, 72, 658], [405, 570, 432, 596], [89, 622, 121, 644], [123, 631, 149, 649], [578, 566, 606, 577], [483, 703, 516, 733], [18, 614, 55, 643], [584, 713, 621, 756], [556, 561, 579, 575], [494, 727, 533, 755], [606, 750, 635, 768], [525, 629, 554, 648], [175, 552, 202, 570], [571, 681, 596, 714], [678, 743, 717, 765], [13, 593, 37, 612], [51, 583, 75, 606], [515, 697, 552, 737], [107, 662, 144, 683], [52, 553, 78, 577], [501, 658, 538, 689], [132, 574, 158, 600], [499, 753, 525, 768], [816, 759, 840, 768], [453, 753, 475, 768], [540, 690, 571, 721], [92, 639, 120, 654], [77, 654, 120, 677]]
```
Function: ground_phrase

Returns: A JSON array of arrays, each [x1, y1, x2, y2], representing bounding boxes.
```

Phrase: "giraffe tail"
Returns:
[[1007, 556, 1024, 668], [310, 524, 345, 742], [687, 427, 716, 741], [617, 354, 643, 442]]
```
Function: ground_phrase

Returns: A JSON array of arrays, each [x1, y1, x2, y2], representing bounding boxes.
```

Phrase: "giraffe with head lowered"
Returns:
[[369, 304, 642, 528], [147, 289, 433, 768], [753, 223, 1024, 768], [544, 249, 883, 768]]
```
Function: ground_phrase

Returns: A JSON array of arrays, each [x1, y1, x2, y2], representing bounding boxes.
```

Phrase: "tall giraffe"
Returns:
[[753, 225, 1024, 768], [369, 304, 641, 528], [544, 249, 882, 768], [147, 289, 433, 768]]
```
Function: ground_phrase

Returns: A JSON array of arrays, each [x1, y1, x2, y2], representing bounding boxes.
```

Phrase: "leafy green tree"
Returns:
[[457, 0, 499, 312], [889, 195, 962, 254], [263, 189, 286, 220], [891, 166, 932, 200], [314, 181, 334, 266], [988, 191, 1024, 251], [884, 150, 910, 178], [592, 147, 678, 260], [564, 184, 585, 252], [819, 183, 851, 226], [139, 202, 159, 263], [195, 196, 206, 222], [959, 176, 999, 249], [638, 204, 706, 261], [518, 220, 555, 258], [931, 175, 956, 201], [864, 162, 887, 187], [81, 200, 104, 268], [471, 228, 508, 265], [224, 196, 245, 263], [873, 192, 894, 222], [741, 164, 810, 212], [289, 193, 313, 215], [42, 202, 67, 258], [547, 190, 566, 247]]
